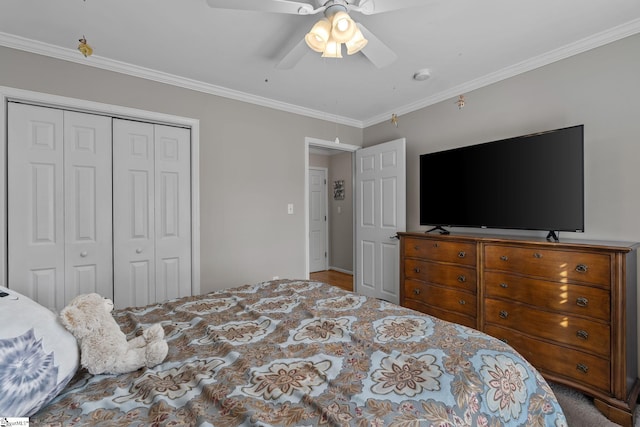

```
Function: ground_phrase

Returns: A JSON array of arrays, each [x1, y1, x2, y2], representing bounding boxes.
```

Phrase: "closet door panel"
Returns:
[[64, 111, 113, 303], [113, 119, 156, 308], [8, 103, 65, 310], [155, 125, 191, 301]]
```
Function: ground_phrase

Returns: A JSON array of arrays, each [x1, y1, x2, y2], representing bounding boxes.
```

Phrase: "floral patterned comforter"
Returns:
[[33, 280, 566, 426]]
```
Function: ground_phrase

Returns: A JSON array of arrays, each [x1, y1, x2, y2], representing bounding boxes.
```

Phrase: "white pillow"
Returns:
[[0, 286, 79, 417]]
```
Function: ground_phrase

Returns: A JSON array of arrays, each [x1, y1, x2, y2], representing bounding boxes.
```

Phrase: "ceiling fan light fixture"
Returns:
[[305, 18, 331, 52], [330, 11, 356, 43], [346, 26, 368, 55], [322, 37, 343, 58]]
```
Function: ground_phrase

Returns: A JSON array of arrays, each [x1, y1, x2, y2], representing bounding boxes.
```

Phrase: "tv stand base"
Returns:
[[546, 230, 559, 242], [426, 226, 450, 235]]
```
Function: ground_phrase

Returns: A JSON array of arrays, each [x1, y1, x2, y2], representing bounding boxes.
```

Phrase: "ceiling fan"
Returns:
[[205, 0, 425, 69]]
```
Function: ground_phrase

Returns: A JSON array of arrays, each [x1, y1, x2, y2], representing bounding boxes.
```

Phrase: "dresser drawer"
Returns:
[[484, 271, 610, 321], [403, 299, 476, 329], [404, 279, 476, 317], [485, 324, 610, 392], [485, 299, 610, 357], [484, 244, 611, 287], [405, 259, 476, 292], [404, 237, 476, 266]]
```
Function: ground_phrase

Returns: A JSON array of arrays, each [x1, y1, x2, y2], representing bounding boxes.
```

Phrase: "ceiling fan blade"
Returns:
[[206, 0, 317, 15], [358, 23, 397, 68], [351, 0, 426, 15], [276, 38, 309, 69]]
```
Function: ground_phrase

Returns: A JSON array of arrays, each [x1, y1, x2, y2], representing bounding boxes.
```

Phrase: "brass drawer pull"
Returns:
[[413, 288, 421, 295], [458, 251, 466, 258], [457, 275, 466, 283], [575, 264, 588, 273], [500, 255, 509, 261], [533, 252, 543, 259], [414, 246, 420, 251], [576, 330, 589, 340], [458, 299, 466, 305], [414, 267, 421, 273], [576, 297, 589, 307], [433, 243, 439, 248], [576, 363, 589, 374], [499, 283, 508, 288], [499, 310, 509, 319]]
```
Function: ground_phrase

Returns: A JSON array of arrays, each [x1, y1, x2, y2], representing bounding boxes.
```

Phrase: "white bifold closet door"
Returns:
[[8, 103, 113, 311], [113, 119, 191, 308]]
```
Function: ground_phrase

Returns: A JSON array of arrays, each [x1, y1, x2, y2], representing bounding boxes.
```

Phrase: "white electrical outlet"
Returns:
[[287, 203, 294, 214]]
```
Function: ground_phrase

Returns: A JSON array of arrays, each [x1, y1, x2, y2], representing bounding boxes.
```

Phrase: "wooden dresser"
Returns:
[[399, 232, 639, 426]]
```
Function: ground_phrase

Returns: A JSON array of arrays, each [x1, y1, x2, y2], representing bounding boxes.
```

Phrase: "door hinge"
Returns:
[[325, 251, 327, 258]]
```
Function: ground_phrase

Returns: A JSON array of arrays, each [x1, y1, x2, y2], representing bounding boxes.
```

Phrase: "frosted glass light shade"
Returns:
[[346, 27, 368, 55], [330, 11, 357, 43], [322, 37, 343, 58], [305, 18, 331, 53]]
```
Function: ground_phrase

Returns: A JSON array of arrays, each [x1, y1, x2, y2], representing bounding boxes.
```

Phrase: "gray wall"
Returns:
[[329, 152, 353, 272], [364, 33, 640, 246], [309, 154, 330, 169], [0, 46, 363, 293]]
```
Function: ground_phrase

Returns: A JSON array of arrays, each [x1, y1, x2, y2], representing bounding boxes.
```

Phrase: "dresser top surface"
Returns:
[[399, 231, 639, 253]]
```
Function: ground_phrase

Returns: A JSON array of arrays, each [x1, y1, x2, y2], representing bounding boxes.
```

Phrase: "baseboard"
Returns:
[[328, 266, 353, 275]]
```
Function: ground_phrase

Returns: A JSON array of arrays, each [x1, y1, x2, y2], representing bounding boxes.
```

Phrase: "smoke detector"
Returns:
[[413, 69, 431, 81]]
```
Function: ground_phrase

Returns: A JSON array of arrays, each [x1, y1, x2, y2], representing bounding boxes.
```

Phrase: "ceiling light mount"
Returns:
[[77, 36, 93, 57], [413, 69, 431, 81], [324, 2, 348, 17]]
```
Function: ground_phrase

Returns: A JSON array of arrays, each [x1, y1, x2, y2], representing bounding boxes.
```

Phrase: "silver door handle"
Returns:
[[389, 234, 399, 240]]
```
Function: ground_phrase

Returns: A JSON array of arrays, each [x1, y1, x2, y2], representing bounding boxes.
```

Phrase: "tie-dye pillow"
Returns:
[[0, 287, 79, 417]]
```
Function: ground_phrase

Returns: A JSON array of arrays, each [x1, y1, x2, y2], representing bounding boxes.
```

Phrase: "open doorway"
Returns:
[[304, 137, 359, 290]]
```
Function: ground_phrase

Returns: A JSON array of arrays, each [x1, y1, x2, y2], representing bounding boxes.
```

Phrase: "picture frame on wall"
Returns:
[[333, 180, 345, 200]]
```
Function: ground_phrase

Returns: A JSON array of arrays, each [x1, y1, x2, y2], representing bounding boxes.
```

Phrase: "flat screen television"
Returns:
[[419, 125, 584, 240]]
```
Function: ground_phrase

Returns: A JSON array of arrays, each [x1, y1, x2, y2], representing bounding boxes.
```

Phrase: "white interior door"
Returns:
[[64, 111, 113, 303], [113, 119, 191, 308], [8, 103, 65, 311], [8, 103, 112, 311], [355, 138, 406, 304], [154, 124, 192, 302], [113, 119, 156, 308], [309, 167, 328, 272]]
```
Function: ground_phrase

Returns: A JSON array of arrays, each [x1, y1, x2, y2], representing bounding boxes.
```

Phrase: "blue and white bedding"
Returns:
[[32, 280, 566, 426], [0, 286, 79, 417]]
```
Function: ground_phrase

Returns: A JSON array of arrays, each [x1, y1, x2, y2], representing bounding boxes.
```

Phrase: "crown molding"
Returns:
[[0, 31, 364, 128], [363, 17, 640, 127], [3, 17, 640, 130]]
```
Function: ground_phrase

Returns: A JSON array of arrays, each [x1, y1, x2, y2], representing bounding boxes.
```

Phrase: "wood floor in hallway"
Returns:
[[310, 270, 353, 292]]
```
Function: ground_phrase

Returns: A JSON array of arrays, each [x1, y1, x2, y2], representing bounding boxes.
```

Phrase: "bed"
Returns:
[[11, 280, 566, 426]]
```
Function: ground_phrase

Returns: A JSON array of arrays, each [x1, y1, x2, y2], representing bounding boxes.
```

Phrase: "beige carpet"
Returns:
[[550, 382, 639, 426]]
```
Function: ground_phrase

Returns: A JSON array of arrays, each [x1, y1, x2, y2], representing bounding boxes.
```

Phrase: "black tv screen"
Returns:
[[419, 125, 584, 234]]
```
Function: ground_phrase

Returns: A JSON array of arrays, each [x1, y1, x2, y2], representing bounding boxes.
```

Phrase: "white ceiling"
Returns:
[[1, 0, 640, 127]]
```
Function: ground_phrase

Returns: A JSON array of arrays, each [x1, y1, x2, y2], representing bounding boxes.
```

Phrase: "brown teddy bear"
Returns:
[[60, 293, 168, 375]]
